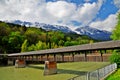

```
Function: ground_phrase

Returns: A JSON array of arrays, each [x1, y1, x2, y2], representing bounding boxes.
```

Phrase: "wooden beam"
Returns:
[[84, 51, 87, 61], [100, 50, 103, 62], [54, 54, 56, 61], [47, 54, 49, 61], [72, 53, 74, 62], [61, 54, 64, 62]]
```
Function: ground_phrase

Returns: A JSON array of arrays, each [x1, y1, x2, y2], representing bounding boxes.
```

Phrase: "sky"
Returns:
[[0, 0, 120, 32]]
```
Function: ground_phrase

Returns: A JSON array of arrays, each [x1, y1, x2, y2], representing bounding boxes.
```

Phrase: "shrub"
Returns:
[[110, 50, 120, 68]]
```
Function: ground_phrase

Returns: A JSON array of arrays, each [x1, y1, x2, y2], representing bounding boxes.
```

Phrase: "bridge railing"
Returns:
[[68, 63, 117, 80]]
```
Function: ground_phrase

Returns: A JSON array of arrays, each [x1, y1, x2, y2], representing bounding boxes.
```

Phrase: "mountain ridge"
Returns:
[[8, 20, 112, 41]]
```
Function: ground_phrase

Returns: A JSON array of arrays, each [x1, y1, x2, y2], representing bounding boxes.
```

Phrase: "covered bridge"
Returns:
[[7, 40, 120, 62]]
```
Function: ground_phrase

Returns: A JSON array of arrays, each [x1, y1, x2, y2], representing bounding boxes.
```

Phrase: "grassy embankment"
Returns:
[[0, 62, 109, 80], [105, 68, 120, 80]]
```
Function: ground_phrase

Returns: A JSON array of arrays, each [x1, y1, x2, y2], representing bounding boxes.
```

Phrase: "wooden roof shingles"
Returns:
[[8, 40, 120, 56]]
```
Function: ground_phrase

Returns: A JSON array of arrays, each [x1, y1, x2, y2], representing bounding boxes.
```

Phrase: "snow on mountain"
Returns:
[[11, 20, 74, 33], [8, 20, 112, 41], [75, 26, 112, 41]]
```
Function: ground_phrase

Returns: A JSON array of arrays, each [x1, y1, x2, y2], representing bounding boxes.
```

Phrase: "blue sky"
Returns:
[[0, 0, 120, 32]]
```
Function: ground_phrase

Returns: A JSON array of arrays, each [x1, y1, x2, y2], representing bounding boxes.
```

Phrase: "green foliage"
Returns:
[[28, 44, 36, 51], [109, 13, 120, 68], [0, 21, 95, 53], [35, 41, 47, 50], [111, 13, 120, 40], [0, 23, 11, 36], [25, 28, 41, 44], [8, 31, 25, 53], [110, 50, 120, 68], [21, 39, 28, 52]]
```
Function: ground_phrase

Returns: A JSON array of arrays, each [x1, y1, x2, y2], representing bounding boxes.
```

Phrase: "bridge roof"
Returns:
[[8, 40, 120, 56], [0, 54, 8, 56]]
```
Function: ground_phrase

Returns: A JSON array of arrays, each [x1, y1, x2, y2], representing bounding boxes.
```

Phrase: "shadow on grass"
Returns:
[[27, 65, 87, 75], [27, 65, 44, 70], [58, 69, 87, 75], [0, 65, 14, 67]]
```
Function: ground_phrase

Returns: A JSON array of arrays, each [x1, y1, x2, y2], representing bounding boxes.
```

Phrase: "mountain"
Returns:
[[10, 20, 74, 33], [75, 26, 112, 41], [9, 20, 112, 41]]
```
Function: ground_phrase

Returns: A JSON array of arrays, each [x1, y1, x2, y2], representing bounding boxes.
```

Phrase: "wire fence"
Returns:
[[68, 63, 117, 80]]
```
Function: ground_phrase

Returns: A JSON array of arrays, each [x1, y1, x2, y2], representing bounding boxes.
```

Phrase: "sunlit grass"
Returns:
[[105, 69, 120, 80], [0, 62, 109, 80]]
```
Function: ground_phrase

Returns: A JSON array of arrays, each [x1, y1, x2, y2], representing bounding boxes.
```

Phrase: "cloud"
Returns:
[[46, 1, 76, 18], [72, 0, 103, 25], [0, 0, 106, 29], [84, 0, 90, 3], [113, 0, 120, 8], [89, 14, 117, 32], [46, 0, 103, 26], [0, 0, 47, 21]]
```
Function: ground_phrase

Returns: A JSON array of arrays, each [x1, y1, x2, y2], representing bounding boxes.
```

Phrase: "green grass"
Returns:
[[0, 62, 109, 80], [105, 69, 120, 80]]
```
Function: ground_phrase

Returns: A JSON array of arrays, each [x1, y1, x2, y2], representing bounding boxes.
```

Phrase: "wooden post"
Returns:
[[61, 54, 64, 62], [36, 55, 38, 61], [54, 54, 56, 61], [41, 55, 43, 61], [72, 53, 74, 62], [47, 54, 49, 61], [28, 56, 30, 60], [31, 55, 33, 61], [85, 51, 87, 61], [69, 53, 71, 62], [100, 50, 103, 62]]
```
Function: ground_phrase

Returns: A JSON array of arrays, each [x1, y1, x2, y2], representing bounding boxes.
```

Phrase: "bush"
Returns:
[[110, 50, 120, 68]]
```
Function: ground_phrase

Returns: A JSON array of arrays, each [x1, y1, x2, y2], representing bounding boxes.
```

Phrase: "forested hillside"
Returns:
[[0, 21, 95, 54]]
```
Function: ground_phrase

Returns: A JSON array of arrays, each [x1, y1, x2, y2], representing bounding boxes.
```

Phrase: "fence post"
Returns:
[[97, 69, 100, 80], [87, 72, 90, 80]]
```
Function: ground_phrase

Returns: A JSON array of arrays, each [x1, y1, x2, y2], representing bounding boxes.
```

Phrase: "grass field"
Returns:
[[105, 69, 120, 80], [0, 62, 109, 80]]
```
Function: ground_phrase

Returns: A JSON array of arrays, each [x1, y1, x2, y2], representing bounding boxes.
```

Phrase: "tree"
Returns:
[[0, 23, 11, 36], [28, 44, 36, 51], [21, 39, 28, 52], [25, 28, 41, 45], [110, 13, 120, 68], [110, 50, 120, 68], [111, 13, 120, 40], [8, 31, 25, 53], [35, 41, 47, 50], [58, 40, 64, 46]]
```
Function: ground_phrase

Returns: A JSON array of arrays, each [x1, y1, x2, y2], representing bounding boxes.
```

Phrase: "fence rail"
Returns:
[[68, 63, 117, 80]]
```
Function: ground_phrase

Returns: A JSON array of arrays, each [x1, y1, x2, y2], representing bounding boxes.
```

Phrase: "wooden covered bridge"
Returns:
[[7, 40, 120, 63]]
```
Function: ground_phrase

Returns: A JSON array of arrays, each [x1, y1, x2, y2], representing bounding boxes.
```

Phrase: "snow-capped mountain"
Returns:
[[75, 26, 112, 41], [10, 20, 74, 33], [9, 20, 112, 41]]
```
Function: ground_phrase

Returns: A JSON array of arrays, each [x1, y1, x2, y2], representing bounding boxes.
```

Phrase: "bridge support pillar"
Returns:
[[44, 61, 57, 75], [15, 59, 26, 68]]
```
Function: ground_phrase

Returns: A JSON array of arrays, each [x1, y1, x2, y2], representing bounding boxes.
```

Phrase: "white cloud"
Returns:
[[46, 1, 76, 18], [89, 14, 117, 32], [84, 0, 90, 3], [0, 0, 106, 29], [113, 0, 120, 8], [72, 0, 103, 25]]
